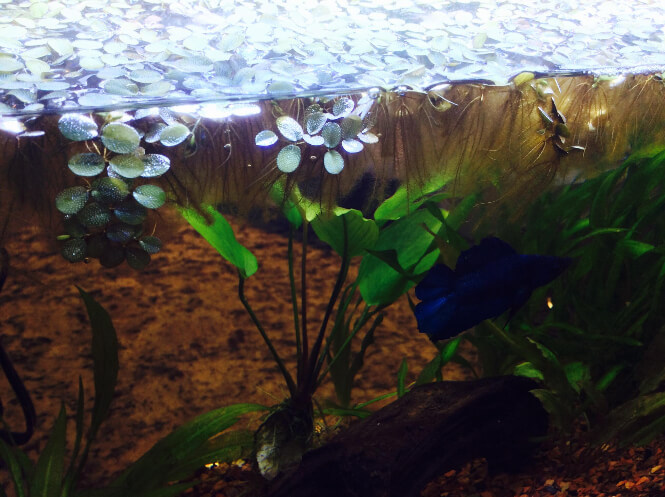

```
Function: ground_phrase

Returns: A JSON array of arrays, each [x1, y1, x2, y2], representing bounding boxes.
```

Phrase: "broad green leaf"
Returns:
[[180, 205, 258, 278], [30, 403, 67, 497], [133, 185, 166, 209], [58, 114, 98, 141], [358, 209, 441, 306], [159, 123, 190, 147], [101, 122, 140, 154], [374, 175, 449, 222], [311, 209, 378, 258], [55, 186, 89, 214]]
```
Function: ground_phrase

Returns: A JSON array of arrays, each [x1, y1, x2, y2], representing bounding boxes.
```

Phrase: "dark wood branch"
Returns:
[[267, 376, 548, 497]]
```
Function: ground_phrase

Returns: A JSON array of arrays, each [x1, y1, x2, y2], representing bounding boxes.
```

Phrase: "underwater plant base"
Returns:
[[266, 376, 547, 497]]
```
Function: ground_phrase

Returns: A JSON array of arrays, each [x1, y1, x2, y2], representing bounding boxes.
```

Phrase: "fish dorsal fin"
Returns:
[[415, 263, 455, 301], [455, 237, 517, 274]]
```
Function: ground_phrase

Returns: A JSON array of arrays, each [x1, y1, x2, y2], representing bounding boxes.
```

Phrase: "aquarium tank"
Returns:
[[1, 0, 665, 496]]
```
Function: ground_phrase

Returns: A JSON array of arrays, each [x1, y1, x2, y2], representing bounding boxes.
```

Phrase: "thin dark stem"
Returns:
[[302, 216, 350, 396], [288, 224, 302, 384], [238, 273, 297, 397], [300, 218, 309, 383]]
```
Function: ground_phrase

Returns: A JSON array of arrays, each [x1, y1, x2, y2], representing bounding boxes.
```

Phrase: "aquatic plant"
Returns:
[[54, 113, 177, 269], [462, 145, 665, 446], [180, 169, 465, 477], [0, 288, 266, 497], [255, 95, 378, 175]]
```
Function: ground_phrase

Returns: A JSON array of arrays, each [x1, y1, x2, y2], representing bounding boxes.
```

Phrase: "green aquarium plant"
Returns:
[[179, 137, 468, 477], [0, 288, 266, 497], [465, 145, 665, 446], [55, 111, 183, 269]]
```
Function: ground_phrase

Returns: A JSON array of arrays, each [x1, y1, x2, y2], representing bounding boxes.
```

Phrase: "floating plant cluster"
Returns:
[[55, 113, 176, 269], [255, 95, 379, 174], [0, 0, 664, 116]]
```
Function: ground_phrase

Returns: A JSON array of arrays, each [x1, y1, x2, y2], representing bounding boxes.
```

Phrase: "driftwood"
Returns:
[[267, 376, 548, 497]]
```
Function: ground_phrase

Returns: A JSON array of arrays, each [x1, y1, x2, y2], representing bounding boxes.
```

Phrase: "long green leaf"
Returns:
[[112, 403, 267, 493], [0, 438, 26, 497], [30, 403, 67, 497], [180, 205, 258, 278], [396, 358, 408, 398], [77, 288, 118, 449]]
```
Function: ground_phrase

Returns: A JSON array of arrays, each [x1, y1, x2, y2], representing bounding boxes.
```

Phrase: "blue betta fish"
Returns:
[[414, 237, 571, 341]]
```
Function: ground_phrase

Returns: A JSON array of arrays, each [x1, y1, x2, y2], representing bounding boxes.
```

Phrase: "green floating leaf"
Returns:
[[139, 236, 162, 254], [99, 244, 125, 268], [324, 150, 344, 174], [129, 69, 162, 84], [109, 154, 145, 178], [68, 152, 105, 177], [56, 186, 89, 214], [341, 139, 363, 153], [332, 97, 354, 118], [276, 116, 303, 141], [91, 177, 130, 204], [63, 217, 86, 237], [255, 129, 278, 147], [30, 403, 67, 497], [61, 238, 87, 263], [144, 123, 167, 143], [141, 154, 170, 177], [321, 122, 341, 148], [103, 78, 139, 96], [277, 144, 301, 173], [133, 184, 166, 209], [125, 247, 150, 270], [180, 205, 258, 279], [101, 122, 140, 154], [106, 223, 139, 243], [305, 112, 327, 135], [159, 123, 190, 147], [77, 202, 111, 228], [340, 115, 363, 139], [58, 114, 98, 141], [311, 209, 378, 258], [114, 199, 147, 225]]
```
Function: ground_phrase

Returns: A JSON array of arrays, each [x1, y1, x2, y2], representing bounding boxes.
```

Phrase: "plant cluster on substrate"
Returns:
[[4, 91, 665, 495]]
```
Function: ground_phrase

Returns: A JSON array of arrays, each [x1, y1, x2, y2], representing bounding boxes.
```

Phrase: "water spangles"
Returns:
[[415, 237, 571, 341]]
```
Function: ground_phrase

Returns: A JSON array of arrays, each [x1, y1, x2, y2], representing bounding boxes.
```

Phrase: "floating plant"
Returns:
[[255, 95, 379, 175], [55, 113, 175, 269]]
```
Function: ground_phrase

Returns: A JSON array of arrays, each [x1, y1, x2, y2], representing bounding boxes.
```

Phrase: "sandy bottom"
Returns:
[[0, 208, 471, 489]]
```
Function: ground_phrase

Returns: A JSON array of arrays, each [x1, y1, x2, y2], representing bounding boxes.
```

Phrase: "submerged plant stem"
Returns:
[[288, 224, 302, 384], [303, 217, 350, 397], [300, 219, 309, 380], [238, 273, 297, 397]]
